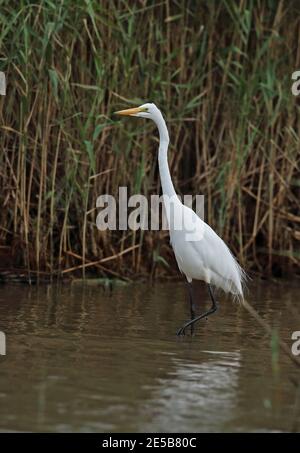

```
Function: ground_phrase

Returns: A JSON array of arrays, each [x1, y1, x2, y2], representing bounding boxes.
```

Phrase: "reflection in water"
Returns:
[[0, 281, 299, 432], [140, 353, 240, 432]]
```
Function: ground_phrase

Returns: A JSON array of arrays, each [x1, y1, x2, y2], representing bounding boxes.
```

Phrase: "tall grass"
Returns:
[[0, 0, 299, 280]]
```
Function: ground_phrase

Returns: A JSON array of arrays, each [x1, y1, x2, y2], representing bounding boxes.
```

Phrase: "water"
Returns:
[[0, 280, 299, 432]]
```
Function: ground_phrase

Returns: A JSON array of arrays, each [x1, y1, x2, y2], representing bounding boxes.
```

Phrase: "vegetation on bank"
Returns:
[[0, 0, 299, 280]]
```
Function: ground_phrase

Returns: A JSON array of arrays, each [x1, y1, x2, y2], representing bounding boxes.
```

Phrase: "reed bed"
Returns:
[[0, 0, 299, 281]]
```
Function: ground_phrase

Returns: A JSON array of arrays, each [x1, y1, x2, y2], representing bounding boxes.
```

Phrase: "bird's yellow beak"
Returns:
[[114, 106, 144, 116]]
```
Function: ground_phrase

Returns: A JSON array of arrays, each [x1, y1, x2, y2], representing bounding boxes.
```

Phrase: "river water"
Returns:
[[0, 280, 299, 432]]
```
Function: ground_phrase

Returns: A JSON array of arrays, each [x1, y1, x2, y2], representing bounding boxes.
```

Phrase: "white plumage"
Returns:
[[170, 202, 245, 296]]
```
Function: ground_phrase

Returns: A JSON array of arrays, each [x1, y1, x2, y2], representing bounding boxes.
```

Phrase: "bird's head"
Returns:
[[114, 102, 161, 122]]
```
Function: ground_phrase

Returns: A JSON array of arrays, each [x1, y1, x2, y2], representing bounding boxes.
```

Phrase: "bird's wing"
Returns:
[[170, 205, 245, 296], [191, 221, 245, 296]]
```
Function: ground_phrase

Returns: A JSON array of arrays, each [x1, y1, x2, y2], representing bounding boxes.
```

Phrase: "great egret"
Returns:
[[115, 103, 246, 335]]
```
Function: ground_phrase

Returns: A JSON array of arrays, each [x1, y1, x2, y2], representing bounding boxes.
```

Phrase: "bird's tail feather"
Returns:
[[230, 258, 248, 302]]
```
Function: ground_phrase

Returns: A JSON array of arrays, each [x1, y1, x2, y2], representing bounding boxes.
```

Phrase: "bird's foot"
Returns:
[[176, 326, 186, 336]]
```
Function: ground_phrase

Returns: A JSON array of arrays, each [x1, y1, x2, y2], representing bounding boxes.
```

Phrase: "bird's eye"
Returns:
[[142, 107, 149, 112]]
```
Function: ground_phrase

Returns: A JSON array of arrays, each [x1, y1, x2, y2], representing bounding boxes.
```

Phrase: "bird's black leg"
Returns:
[[207, 284, 218, 317], [176, 284, 218, 336], [186, 281, 195, 319], [186, 281, 195, 335]]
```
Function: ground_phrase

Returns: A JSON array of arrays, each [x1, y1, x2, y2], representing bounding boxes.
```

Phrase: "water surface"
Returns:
[[0, 280, 299, 432]]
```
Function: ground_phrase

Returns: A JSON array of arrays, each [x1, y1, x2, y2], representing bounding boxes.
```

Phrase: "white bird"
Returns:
[[115, 103, 246, 335]]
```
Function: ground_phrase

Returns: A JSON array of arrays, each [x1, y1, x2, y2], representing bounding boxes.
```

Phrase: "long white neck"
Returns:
[[155, 113, 176, 198]]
